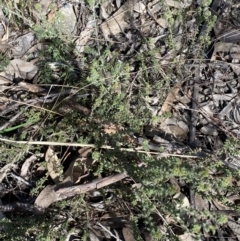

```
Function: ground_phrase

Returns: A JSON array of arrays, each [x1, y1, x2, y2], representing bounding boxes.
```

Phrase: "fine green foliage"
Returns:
[[0, 0, 239, 241], [0, 54, 10, 72]]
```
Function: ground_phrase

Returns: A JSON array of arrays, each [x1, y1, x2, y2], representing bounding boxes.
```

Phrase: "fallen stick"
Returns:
[[35, 172, 128, 209], [0, 173, 128, 214]]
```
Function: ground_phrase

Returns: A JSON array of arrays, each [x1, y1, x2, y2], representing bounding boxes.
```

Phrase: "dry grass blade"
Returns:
[[0, 137, 200, 158]]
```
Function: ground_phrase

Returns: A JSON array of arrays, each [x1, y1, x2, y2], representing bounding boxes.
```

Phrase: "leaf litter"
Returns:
[[0, 0, 240, 240]]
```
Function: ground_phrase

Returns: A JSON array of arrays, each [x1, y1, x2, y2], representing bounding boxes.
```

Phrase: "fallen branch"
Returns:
[[0, 173, 128, 214], [35, 172, 128, 209]]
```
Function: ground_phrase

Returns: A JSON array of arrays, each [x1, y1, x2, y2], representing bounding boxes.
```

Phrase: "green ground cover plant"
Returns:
[[0, 0, 240, 240]]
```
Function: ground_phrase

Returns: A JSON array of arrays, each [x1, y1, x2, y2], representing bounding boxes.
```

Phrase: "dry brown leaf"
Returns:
[[20, 154, 44, 179], [147, 0, 162, 14], [159, 84, 180, 115], [102, 123, 136, 145], [75, 16, 95, 53], [39, 0, 52, 15], [133, 2, 146, 13], [194, 193, 209, 211], [34, 185, 57, 208], [147, 1, 168, 28], [158, 83, 190, 139], [89, 232, 102, 241], [10, 32, 35, 58], [1, 24, 8, 42], [0, 9, 8, 41], [218, 29, 240, 43], [102, 123, 124, 134], [211, 42, 240, 61], [63, 158, 84, 185], [47, 10, 56, 22], [179, 233, 197, 241], [0, 75, 11, 85], [4, 59, 39, 80], [63, 147, 93, 184], [122, 227, 136, 241], [0, 163, 17, 183], [160, 122, 188, 140], [45, 147, 62, 184], [100, 0, 114, 19], [227, 220, 240, 238], [212, 199, 233, 211], [100, 0, 139, 41], [155, 18, 168, 28], [78, 146, 93, 157], [165, 0, 192, 9], [18, 82, 46, 93]]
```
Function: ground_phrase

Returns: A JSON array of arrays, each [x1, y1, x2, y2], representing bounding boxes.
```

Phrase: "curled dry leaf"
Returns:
[[63, 147, 93, 184], [212, 198, 234, 215], [0, 163, 18, 183], [45, 146, 62, 184], [20, 154, 44, 179], [177, 121, 189, 133], [0, 24, 8, 42]]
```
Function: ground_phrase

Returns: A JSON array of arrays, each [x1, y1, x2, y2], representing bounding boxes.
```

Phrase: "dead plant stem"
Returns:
[[0, 137, 199, 158]]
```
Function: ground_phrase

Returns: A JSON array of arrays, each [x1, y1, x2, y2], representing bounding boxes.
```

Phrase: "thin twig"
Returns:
[[189, 69, 200, 147], [0, 137, 200, 158]]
